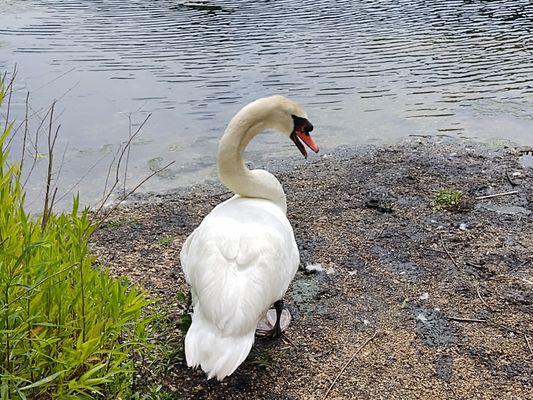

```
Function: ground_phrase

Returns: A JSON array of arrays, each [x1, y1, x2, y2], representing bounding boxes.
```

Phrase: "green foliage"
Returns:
[[137, 294, 188, 377], [175, 291, 191, 337], [105, 217, 141, 230], [434, 189, 464, 210], [0, 78, 151, 399], [251, 350, 273, 370], [132, 385, 176, 400], [157, 235, 174, 247]]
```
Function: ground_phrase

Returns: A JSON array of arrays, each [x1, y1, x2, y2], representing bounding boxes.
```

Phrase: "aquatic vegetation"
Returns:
[[148, 157, 176, 179], [0, 78, 151, 399]]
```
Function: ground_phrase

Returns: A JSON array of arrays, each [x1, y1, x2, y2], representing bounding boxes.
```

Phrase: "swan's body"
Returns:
[[181, 196, 299, 379], [180, 96, 318, 380]]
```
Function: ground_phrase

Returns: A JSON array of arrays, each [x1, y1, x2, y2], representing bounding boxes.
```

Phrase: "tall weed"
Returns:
[[0, 77, 151, 399]]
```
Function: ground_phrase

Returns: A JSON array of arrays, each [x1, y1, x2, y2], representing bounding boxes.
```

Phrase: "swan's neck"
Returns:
[[217, 105, 287, 213]]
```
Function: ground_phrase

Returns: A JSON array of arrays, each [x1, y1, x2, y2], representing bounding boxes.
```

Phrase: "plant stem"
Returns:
[[80, 253, 86, 343], [4, 285, 12, 399]]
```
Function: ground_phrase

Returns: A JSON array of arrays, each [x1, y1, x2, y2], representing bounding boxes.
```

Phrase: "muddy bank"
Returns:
[[91, 139, 532, 399]]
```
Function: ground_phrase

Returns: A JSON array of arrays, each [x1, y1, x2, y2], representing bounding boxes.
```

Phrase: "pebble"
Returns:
[[325, 267, 336, 275], [416, 313, 428, 322], [305, 263, 324, 273]]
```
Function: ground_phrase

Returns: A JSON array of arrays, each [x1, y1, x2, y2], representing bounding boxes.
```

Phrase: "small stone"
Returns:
[[305, 263, 324, 273], [416, 313, 428, 322], [420, 292, 430, 300], [459, 223, 467, 231], [325, 267, 336, 275]]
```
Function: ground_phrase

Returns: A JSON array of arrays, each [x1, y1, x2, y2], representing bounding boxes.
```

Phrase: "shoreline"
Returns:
[[91, 139, 532, 399], [121, 136, 531, 208]]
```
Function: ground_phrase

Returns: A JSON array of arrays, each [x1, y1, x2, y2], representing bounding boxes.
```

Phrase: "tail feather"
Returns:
[[185, 313, 255, 380]]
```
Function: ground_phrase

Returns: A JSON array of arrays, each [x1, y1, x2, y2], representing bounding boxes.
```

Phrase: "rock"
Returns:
[[479, 204, 531, 216]]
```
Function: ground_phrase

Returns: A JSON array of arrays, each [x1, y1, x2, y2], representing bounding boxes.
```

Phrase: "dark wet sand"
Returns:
[[92, 139, 532, 399]]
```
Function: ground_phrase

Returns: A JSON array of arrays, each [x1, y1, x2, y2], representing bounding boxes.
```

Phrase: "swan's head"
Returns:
[[265, 95, 319, 159]]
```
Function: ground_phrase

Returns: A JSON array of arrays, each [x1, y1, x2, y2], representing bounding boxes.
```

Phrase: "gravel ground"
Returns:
[[91, 139, 532, 400]]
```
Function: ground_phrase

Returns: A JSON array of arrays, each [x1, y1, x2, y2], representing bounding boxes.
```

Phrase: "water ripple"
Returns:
[[1, 0, 532, 208]]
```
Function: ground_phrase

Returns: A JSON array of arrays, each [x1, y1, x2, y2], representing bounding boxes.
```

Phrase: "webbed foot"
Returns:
[[256, 300, 291, 338]]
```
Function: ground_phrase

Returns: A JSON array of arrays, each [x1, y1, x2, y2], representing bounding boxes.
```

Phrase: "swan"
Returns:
[[180, 95, 319, 380]]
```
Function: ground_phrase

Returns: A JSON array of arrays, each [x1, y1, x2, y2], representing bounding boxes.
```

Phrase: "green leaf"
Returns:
[[79, 363, 106, 381], [19, 370, 66, 391]]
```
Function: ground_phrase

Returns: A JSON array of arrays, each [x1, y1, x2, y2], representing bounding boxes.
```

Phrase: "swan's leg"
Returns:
[[272, 299, 284, 338], [255, 300, 291, 337]]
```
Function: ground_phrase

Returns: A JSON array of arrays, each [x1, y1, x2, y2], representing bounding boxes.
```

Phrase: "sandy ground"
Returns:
[[91, 139, 532, 400]]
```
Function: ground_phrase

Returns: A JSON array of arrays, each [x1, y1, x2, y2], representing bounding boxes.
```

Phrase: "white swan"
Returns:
[[180, 95, 319, 380]]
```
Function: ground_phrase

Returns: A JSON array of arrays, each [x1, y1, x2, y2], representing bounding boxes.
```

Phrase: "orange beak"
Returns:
[[296, 130, 319, 153]]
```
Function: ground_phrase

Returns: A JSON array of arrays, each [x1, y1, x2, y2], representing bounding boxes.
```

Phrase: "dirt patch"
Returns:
[[91, 139, 532, 399]]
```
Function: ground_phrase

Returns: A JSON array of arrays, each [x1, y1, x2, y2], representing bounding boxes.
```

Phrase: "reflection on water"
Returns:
[[0, 0, 532, 208]]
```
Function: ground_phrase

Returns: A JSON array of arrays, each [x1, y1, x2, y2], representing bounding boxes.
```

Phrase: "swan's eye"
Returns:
[[291, 115, 313, 135]]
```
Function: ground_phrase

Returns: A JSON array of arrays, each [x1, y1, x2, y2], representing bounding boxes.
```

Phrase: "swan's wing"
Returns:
[[180, 207, 299, 336]]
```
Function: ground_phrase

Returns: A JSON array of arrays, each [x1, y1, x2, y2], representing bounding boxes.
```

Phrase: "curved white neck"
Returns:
[[217, 101, 287, 213]]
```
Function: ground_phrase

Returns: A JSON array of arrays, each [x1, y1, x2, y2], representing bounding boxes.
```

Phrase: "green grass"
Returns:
[[251, 350, 273, 370], [0, 77, 153, 399], [106, 217, 141, 230], [434, 189, 464, 210], [140, 292, 190, 376], [132, 385, 175, 400], [157, 235, 174, 246]]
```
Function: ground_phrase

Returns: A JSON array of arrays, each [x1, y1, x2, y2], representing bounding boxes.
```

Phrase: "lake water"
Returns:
[[1, 0, 532, 210]]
